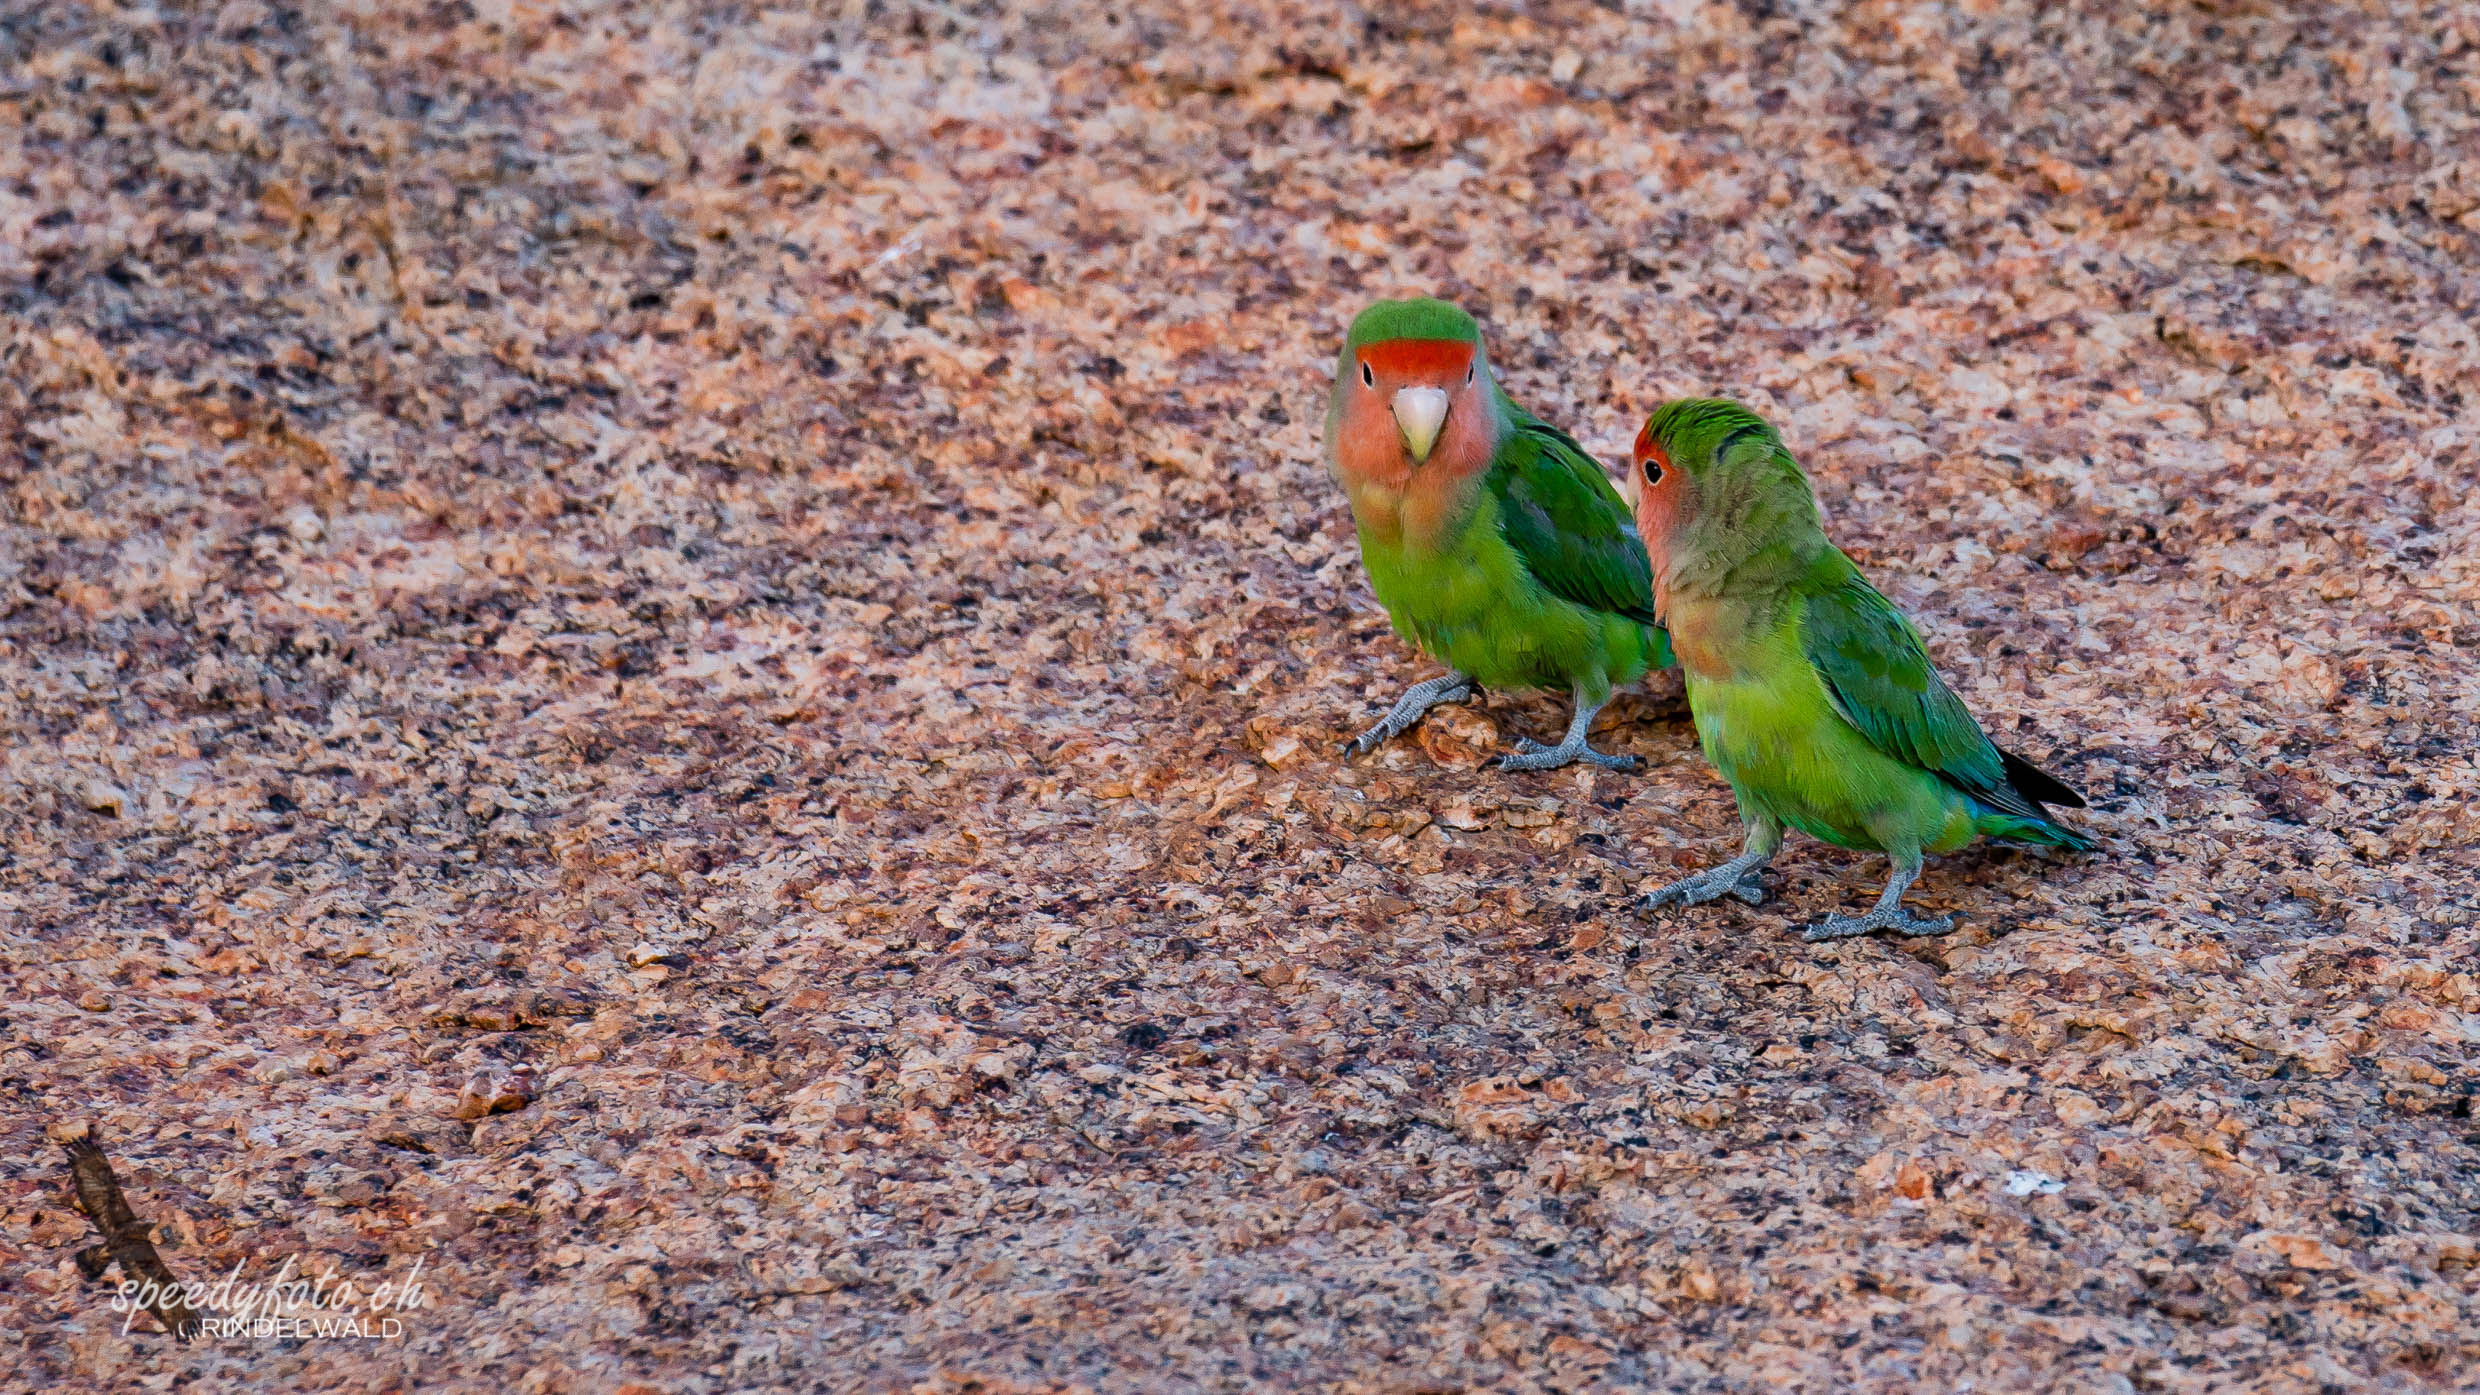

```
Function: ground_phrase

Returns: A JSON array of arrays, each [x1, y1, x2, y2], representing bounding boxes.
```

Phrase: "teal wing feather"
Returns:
[[1488, 414, 1666, 635], [1796, 555, 2067, 824]]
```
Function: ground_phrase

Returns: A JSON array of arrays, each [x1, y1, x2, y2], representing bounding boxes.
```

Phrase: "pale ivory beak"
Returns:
[[1392, 386, 1450, 465]]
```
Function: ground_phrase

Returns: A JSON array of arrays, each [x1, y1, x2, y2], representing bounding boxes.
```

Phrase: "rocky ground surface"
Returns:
[[3, 1, 2477, 1391]]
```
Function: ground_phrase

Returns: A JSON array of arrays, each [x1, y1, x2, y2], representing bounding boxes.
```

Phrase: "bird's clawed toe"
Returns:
[[1800, 909, 1955, 942], [1343, 674, 1476, 761], [1496, 738, 1637, 773], [1641, 864, 1768, 913]]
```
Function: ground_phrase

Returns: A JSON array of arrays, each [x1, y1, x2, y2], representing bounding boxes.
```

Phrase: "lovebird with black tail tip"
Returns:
[[1625, 399, 2092, 941], [1325, 298, 1672, 773]]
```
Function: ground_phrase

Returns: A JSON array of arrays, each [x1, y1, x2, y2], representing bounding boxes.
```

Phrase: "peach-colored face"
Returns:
[[1630, 419, 1689, 606], [1333, 338, 1494, 490]]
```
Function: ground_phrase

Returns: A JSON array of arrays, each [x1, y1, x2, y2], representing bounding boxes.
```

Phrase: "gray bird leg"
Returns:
[[1342, 671, 1476, 756], [1641, 817, 1783, 911], [1495, 688, 1640, 772], [1801, 854, 1955, 941]]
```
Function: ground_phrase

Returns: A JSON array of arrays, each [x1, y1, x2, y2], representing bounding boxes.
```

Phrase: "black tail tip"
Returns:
[[1999, 747, 2087, 810]]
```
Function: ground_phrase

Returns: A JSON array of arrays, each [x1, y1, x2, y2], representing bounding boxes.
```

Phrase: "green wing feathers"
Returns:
[[1487, 414, 1675, 667], [1798, 564, 2003, 788], [1797, 555, 2089, 847]]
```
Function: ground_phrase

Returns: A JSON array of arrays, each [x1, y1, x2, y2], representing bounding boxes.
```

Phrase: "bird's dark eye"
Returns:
[[1464, 363, 1475, 385], [1635, 426, 1670, 486], [1360, 361, 1374, 388]]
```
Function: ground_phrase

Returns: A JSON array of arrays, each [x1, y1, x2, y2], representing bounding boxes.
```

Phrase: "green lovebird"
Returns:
[[1626, 399, 2092, 940], [1324, 298, 1673, 772]]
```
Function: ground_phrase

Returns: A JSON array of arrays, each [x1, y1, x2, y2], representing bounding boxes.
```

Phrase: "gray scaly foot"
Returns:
[[1801, 906, 1956, 941], [1494, 689, 1639, 772], [1498, 734, 1640, 773], [1641, 855, 1770, 909], [1799, 856, 1955, 941], [1341, 672, 1475, 757], [1640, 818, 1783, 913]]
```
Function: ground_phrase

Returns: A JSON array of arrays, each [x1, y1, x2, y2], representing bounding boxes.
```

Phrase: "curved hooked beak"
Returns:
[[1391, 386, 1450, 465]]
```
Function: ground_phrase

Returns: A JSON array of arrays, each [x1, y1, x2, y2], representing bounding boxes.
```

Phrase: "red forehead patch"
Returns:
[[1360, 338, 1476, 380]]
